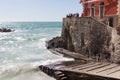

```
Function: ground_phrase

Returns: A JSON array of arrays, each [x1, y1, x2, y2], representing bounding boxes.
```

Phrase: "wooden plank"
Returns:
[[78, 63, 103, 70], [61, 67, 120, 79], [96, 64, 119, 73], [85, 63, 110, 72], [45, 61, 120, 80], [108, 71, 120, 79], [58, 62, 120, 79], [67, 63, 82, 68], [107, 69, 120, 75], [70, 62, 95, 69], [86, 64, 119, 74], [97, 66, 120, 75]]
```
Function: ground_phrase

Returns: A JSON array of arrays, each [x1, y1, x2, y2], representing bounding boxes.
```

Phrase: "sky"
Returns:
[[0, 0, 83, 22]]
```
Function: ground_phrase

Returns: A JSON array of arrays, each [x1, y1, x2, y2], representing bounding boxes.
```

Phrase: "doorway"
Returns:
[[109, 18, 114, 27]]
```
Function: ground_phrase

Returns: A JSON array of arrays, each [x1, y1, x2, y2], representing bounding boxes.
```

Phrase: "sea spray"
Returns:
[[0, 22, 73, 80]]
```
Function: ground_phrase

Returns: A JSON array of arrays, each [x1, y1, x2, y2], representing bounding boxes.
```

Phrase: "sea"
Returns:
[[0, 22, 73, 80]]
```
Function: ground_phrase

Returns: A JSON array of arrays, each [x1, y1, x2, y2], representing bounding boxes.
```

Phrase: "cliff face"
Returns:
[[47, 16, 120, 63]]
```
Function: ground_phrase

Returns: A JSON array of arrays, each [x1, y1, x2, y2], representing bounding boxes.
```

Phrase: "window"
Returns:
[[100, 2, 104, 19], [91, 4, 95, 17]]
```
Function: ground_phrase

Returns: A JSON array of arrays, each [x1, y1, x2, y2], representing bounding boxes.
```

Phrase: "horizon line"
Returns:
[[0, 21, 62, 23]]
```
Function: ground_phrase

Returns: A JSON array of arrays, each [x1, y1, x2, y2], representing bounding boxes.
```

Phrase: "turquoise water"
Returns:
[[0, 22, 72, 80]]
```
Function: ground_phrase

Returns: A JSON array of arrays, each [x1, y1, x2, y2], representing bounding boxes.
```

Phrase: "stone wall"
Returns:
[[47, 16, 120, 63], [61, 17, 112, 60], [110, 27, 120, 63]]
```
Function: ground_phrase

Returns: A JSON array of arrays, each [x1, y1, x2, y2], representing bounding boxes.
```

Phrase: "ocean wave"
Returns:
[[0, 63, 39, 80], [0, 22, 62, 80], [0, 47, 6, 52], [0, 61, 57, 80], [33, 57, 74, 66], [14, 37, 26, 41]]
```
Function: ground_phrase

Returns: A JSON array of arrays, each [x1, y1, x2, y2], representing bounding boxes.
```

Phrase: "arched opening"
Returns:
[[100, 2, 104, 19], [91, 4, 95, 17], [109, 17, 114, 27]]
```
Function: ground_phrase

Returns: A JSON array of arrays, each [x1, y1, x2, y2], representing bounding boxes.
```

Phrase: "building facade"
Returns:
[[80, 0, 120, 27]]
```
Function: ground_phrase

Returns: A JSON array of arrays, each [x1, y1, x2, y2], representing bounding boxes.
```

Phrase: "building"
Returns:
[[80, 0, 120, 27]]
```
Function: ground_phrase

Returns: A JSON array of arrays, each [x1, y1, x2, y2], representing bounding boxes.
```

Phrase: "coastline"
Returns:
[[39, 15, 120, 80]]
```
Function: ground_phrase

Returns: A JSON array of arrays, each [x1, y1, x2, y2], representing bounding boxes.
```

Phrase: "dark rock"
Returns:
[[46, 37, 65, 49], [0, 28, 14, 32]]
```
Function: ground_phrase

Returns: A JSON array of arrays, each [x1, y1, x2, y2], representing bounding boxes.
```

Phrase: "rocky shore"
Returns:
[[46, 16, 120, 64], [39, 15, 120, 80]]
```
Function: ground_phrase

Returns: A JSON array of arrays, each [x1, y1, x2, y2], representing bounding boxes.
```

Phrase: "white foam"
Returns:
[[8, 41, 14, 44], [0, 62, 55, 80], [39, 38, 47, 42], [0, 47, 6, 52], [14, 37, 26, 41], [38, 58, 74, 66]]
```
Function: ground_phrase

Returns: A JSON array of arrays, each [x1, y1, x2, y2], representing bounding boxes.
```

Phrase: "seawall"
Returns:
[[47, 16, 120, 63]]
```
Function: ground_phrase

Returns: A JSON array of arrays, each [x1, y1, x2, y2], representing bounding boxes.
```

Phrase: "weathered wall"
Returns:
[[110, 27, 120, 63], [46, 16, 120, 63], [61, 17, 112, 60]]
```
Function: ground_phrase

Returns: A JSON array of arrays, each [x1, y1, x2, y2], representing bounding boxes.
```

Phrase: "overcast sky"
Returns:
[[0, 0, 82, 22]]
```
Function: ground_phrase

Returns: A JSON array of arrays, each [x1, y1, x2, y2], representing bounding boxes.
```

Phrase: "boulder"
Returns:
[[0, 28, 14, 32]]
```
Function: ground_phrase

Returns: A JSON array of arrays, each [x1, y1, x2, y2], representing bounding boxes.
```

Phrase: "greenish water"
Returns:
[[0, 22, 73, 80]]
